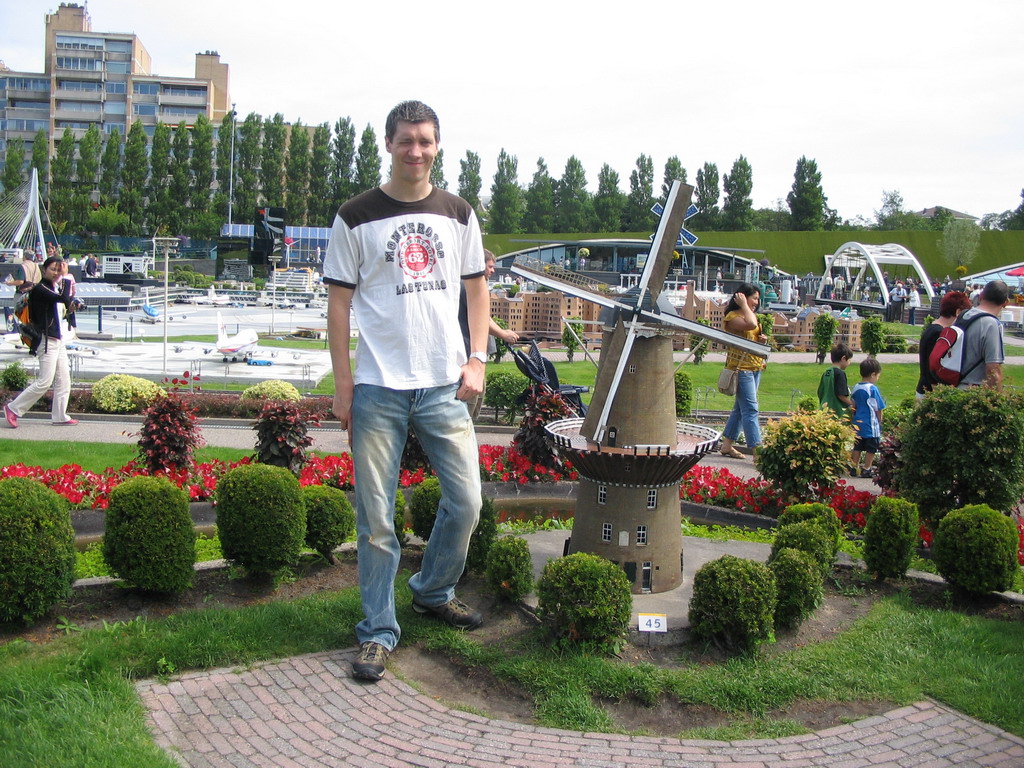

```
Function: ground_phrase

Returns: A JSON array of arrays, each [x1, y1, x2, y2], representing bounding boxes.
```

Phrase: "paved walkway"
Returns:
[[137, 650, 1024, 768]]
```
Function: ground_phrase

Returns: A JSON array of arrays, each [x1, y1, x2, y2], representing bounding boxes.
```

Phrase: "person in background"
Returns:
[[959, 280, 1009, 391], [906, 281, 921, 325], [718, 283, 767, 459], [916, 291, 971, 398], [4, 257, 82, 429], [818, 342, 853, 418], [849, 357, 886, 479], [5, 251, 40, 293]]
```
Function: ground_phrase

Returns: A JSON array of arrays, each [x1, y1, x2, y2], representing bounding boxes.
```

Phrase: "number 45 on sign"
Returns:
[[638, 613, 667, 633]]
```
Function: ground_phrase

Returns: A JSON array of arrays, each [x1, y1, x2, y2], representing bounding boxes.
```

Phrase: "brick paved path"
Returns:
[[138, 647, 1024, 768]]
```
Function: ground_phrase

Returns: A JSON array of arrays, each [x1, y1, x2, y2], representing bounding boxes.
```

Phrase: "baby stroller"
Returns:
[[509, 341, 589, 418]]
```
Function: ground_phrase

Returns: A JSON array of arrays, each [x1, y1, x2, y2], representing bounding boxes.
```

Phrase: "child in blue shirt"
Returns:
[[850, 357, 886, 478]]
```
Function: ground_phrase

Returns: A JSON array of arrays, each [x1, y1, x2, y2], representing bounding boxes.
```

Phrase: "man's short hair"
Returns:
[[830, 343, 853, 363], [938, 291, 971, 318], [385, 100, 440, 143], [483, 249, 495, 264], [860, 357, 882, 378], [981, 280, 1009, 307]]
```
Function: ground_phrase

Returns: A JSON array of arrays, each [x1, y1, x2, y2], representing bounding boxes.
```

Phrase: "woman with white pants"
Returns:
[[4, 257, 81, 429]]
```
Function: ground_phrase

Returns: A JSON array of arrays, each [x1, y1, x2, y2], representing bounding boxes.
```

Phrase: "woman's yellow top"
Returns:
[[723, 310, 766, 372]]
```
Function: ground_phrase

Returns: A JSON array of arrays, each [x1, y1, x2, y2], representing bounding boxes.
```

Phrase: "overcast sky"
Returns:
[[4, 0, 1023, 224]]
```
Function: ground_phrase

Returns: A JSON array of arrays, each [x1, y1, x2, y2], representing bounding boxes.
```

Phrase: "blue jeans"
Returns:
[[350, 383, 481, 650], [723, 370, 761, 447]]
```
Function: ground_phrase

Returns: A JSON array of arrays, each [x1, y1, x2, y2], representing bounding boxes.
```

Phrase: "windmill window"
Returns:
[[628, 364, 637, 374], [647, 489, 658, 508], [636, 525, 648, 545], [597, 486, 607, 505], [602, 523, 612, 542]]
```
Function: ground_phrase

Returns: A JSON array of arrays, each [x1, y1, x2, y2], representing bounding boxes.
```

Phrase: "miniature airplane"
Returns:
[[193, 286, 231, 306], [215, 311, 259, 362]]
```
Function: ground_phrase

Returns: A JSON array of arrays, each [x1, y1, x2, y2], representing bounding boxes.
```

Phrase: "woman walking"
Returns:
[[719, 283, 768, 458], [4, 257, 82, 428]]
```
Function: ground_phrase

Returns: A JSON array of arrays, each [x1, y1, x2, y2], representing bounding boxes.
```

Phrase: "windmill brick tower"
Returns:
[[514, 182, 770, 594]]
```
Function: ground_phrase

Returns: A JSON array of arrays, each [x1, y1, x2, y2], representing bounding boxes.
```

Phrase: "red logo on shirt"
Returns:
[[399, 235, 436, 279]]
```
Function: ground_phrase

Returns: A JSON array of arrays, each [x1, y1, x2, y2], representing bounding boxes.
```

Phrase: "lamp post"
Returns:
[[152, 236, 179, 376], [226, 103, 236, 227], [269, 251, 282, 334]]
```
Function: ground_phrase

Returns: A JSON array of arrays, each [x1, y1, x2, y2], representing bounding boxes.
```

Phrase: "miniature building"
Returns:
[[489, 290, 602, 343]]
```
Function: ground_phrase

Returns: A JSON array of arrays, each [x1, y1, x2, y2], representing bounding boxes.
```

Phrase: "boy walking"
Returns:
[[849, 357, 886, 478], [817, 343, 853, 418]]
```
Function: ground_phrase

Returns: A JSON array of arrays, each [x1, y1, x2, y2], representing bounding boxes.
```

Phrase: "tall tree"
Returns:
[[458, 150, 482, 211], [75, 124, 102, 228], [939, 218, 982, 270], [353, 124, 381, 194], [623, 154, 655, 231], [234, 112, 263, 227], [330, 117, 356, 205], [48, 129, 76, 228], [285, 121, 310, 225], [429, 147, 447, 190], [307, 122, 333, 225], [189, 114, 217, 237], [166, 121, 192, 234], [721, 155, 754, 231], [554, 155, 592, 233], [873, 190, 928, 230], [214, 108, 236, 221], [98, 128, 122, 207], [120, 121, 148, 232], [146, 122, 173, 233], [30, 129, 49, 189], [488, 148, 524, 234], [660, 155, 687, 203], [593, 163, 625, 232], [692, 162, 720, 231], [522, 158, 555, 234], [1005, 189, 1024, 230], [786, 156, 827, 231], [1, 138, 25, 193], [260, 113, 287, 206]]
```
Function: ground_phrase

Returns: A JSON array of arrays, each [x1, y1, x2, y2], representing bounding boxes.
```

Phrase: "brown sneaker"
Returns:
[[412, 597, 483, 630], [352, 641, 389, 681]]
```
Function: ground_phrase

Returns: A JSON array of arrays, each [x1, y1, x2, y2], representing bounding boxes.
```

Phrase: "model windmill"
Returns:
[[511, 182, 771, 594]]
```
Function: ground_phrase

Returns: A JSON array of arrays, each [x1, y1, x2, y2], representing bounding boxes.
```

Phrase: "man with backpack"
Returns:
[[958, 280, 1008, 390]]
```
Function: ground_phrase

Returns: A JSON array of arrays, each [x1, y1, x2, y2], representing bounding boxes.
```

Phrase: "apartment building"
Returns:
[[490, 289, 603, 342], [0, 3, 229, 176]]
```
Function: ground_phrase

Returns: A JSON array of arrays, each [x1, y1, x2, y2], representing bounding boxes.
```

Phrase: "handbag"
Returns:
[[717, 367, 738, 396]]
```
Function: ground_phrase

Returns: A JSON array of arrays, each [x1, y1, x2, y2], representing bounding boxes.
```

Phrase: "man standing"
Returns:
[[324, 101, 488, 683], [959, 280, 1008, 390]]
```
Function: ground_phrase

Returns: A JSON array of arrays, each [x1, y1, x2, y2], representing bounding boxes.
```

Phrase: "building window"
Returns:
[[601, 523, 612, 543], [57, 101, 101, 113], [132, 103, 157, 116], [133, 82, 159, 95], [8, 78, 50, 91], [106, 82, 127, 94], [56, 57, 100, 71], [106, 61, 130, 74], [104, 102, 126, 115], [106, 40, 132, 53], [647, 489, 658, 509], [636, 525, 648, 546], [597, 486, 607, 505], [56, 35, 103, 51], [641, 562, 653, 593]]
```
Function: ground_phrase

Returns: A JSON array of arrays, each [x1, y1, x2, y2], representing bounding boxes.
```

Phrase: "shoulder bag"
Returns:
[[717, 367, 738, 396]]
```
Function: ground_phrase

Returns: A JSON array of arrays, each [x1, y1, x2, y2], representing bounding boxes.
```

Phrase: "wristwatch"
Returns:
[[469, 352, 488, 364]]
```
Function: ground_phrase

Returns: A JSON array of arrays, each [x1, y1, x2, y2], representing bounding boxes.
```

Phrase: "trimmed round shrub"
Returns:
[[102, 476, 196, 594], [536, 553, 632, 652], [755, 410, 855, 499], [896, 387, 1024, 525], [0, 478, 76, 624], [301, 485, 355, 562], [689, 555, 777, 653], [409, 477, 441, 541], [91, 373, 163, 413], [933, 504, 1018, 595], [216, 464, 305, 574], [394, 489, 408, 548], [778, 502, 842, 561], [485, 536, 534, 603], [770, 519, 836, 576], [240, 379, 301, 402], [863, 497, 919, 580], [1, 361, 29, 391], [465, 495, 498, 573], [769, 548, 824, 630]]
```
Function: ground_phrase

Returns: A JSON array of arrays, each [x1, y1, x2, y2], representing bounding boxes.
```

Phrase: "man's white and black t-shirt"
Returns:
[[323, 187, 486, 390]]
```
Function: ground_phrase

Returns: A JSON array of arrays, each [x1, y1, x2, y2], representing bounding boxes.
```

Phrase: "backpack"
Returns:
[[13, 291, 43, 354], [928, 312, 993, 386]]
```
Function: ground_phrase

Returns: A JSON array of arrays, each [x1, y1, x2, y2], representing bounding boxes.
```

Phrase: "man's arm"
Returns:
[[489, 318, 518, 344], [984, 363, 1003, 391], [459, 275, 488, 401], [326, 284, 355, 429]]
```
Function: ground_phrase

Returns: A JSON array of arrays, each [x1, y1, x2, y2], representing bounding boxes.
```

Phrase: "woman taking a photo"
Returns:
[[719, 283, 767, 459], [4, 257, 82, 429]]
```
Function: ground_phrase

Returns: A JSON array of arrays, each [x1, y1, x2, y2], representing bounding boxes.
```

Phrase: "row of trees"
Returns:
[[3, 110, 1024, 239]]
